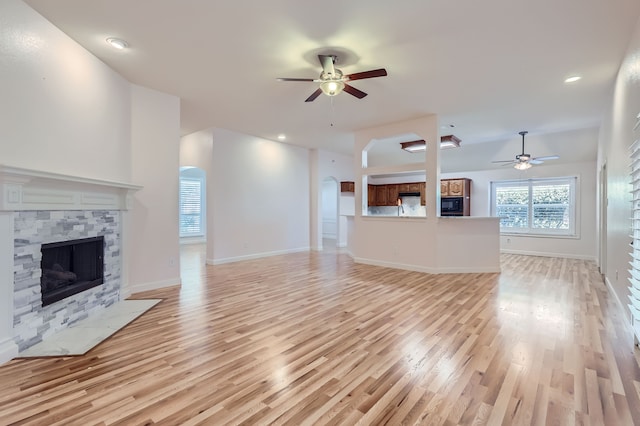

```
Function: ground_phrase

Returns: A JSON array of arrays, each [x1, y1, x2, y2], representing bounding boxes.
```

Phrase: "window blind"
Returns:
[[628, 135, 640, 342], [179, 178, 203, 237]]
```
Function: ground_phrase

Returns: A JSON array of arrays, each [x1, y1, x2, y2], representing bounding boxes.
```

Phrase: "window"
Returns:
[[491, 177, 577, 236], [179, 176, 204, 237]]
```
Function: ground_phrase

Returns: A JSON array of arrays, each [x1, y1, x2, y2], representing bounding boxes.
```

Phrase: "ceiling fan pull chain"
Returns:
[[330, 96, 335, 127]]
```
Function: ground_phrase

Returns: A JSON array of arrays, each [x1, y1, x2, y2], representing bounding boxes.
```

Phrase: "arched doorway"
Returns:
[[321, 177, 339, 250], [179, 166, 207, 286]]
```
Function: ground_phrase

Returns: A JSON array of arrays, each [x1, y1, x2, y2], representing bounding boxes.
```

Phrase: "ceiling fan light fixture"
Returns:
[[514, 162, 532, 170], [401, 140, 426, 153], [320, 80, 345, 96], [440, 134, 461, 149], [401, 135, 462, 152]]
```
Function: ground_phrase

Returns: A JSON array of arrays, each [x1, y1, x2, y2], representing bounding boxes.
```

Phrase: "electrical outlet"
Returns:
[[506, 238, 511, 244]]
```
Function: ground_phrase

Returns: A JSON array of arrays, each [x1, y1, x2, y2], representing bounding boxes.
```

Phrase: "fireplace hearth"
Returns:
[[40, 236, 104, 306]]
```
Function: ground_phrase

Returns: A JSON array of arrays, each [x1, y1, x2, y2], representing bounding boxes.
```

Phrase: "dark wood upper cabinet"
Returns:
[[375, 185, 388, 206], [340, 181, 355, 193]]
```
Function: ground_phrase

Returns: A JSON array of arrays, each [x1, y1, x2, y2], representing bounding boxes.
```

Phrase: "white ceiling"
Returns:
[[23, 0, 640, 165]]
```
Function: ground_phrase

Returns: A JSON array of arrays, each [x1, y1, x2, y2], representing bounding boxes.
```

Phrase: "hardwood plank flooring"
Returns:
[[2, 247, 640, 425]]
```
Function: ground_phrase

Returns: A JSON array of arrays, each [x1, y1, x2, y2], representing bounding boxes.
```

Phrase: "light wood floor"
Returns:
[[2, 247, 640, 425]]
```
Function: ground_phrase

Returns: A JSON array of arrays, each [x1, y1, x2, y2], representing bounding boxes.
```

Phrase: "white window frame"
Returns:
[[490, 176, 578, 237], [179, 175, 205, 238]]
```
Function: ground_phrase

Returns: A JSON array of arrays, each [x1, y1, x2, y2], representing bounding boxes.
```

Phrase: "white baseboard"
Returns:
[[180, 237, 206, 245], [352, 257, 499, 274], [130, 277, 181, 294], [353, 257, 438, 274], [604, 276, 632, 331], [208, 246, 310, 265], [353, 257, 500, 274], [500, 248, 597, 262], [0, 337, 19, 365]]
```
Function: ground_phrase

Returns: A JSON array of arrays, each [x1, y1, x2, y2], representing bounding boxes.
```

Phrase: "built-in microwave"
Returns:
[[441, 197, 463, 215]]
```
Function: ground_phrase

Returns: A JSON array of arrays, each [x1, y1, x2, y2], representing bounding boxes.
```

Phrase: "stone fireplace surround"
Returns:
[[0, 165, 141, 363]]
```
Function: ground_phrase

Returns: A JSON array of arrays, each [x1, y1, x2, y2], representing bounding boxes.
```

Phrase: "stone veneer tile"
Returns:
[[13, 210, 121, 352]]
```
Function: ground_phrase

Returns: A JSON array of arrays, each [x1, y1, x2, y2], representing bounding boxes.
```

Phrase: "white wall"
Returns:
[[598, 15, 640, 319], [208, 128, 310, 263], [129, 85, 181, 292], [0, 0, 132, 182], [443, 160, 598, 260]]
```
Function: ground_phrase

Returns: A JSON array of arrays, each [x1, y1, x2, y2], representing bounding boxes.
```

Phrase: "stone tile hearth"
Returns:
[[18, 299, 161, 357]]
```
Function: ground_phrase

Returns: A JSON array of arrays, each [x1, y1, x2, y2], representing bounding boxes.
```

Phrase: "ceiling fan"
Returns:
[[492, 131, 559, 170], [277, 54, 387, 102]]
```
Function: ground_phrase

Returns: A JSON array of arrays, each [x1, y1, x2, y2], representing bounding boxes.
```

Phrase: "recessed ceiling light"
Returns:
[[564, 75, 581, 83], [277, 134, 286, 141], [106, 37, 128, 50]]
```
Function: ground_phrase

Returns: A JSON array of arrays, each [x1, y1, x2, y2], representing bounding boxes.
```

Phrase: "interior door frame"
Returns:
[[599, 162, 607, 275]]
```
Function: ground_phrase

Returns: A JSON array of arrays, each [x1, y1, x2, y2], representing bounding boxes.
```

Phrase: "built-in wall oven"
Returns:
[[441, 197, 464, 216]]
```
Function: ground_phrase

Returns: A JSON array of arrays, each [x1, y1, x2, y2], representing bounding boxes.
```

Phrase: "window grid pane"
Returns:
[[495, 186, 529, 228], [492, 178, 575, 236], [532, 184, 570, 229]]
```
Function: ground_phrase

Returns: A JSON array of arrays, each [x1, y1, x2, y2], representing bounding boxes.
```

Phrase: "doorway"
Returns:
[[599, 163, 607, 275], [321, 178, 339, 251]]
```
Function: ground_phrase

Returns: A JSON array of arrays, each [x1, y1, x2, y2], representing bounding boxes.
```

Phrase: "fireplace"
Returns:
[[0, 166, 141, 361], [40, 236, 105, 306]]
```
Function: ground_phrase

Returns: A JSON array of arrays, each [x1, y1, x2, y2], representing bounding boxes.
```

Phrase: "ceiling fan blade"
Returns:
[[318, 55, 336, 76], [528, 159, 544, 165], [277, 77, 315, 82], [343, 84, 368, 99], [532, 155, 559, 161], [345, 68, 388, 81], [492, 160, 516, 163], [304, 88, 322, 102]]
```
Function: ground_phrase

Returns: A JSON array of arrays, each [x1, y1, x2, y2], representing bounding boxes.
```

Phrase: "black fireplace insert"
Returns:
[[40, 236, 104, 306]]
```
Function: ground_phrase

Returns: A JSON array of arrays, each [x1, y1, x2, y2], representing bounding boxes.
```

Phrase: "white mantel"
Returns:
[[0, 165, 141, 212], [0, 165, 141, 365]]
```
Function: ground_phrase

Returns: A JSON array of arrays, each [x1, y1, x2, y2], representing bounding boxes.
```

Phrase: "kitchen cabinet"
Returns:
[[441, 178, 472, 216], [387, 184, 399, 206], [441, 178, 470, 197], [375, 185, 389, 206], [366, 180, 470, 209], [448, 179, 465, 196], [398, 182, 421, 193], [440, 180, 449, 196], [368, 185, 376, 206], [340, 181, 354, 192]]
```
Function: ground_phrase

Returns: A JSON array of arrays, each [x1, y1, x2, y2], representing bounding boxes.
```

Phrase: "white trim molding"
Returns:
[[0, 165, 142, 211]]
